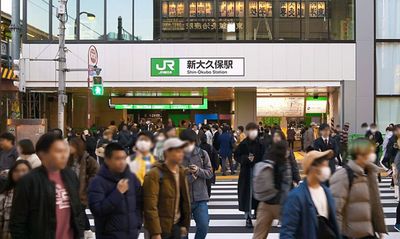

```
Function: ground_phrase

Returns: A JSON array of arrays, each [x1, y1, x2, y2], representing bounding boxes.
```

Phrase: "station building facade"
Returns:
[[3, 0, 386, 133]]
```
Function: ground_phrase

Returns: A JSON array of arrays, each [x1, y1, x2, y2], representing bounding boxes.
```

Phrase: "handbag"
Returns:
[[316, 215, 336, 239]]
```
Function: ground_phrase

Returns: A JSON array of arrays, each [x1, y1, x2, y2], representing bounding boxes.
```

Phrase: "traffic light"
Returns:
[[92, 76, 104, 96]]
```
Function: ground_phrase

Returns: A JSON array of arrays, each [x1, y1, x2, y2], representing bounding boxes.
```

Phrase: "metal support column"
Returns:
[[10, 0, 21, 60]]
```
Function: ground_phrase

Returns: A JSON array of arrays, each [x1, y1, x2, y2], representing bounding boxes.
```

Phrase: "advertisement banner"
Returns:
[[151, 57, 245, 77]]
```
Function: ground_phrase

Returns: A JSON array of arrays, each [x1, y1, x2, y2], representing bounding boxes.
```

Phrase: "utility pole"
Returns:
[[57, 0, 68, 132], [10, 0, 21, 60]]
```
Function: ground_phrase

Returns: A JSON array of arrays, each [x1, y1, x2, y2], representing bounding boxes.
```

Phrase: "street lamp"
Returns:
[[74, 12, 96, 40]]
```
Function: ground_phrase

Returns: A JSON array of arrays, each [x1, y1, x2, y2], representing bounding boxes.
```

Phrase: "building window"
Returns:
[[376, 0, 400, 39], [376, 97, 400, 130], [23, 0, 355, 42], [134, 0, 154, 40], [79, 0, 104, 40], [376, 43, 400, 95], [107, 0, 133, 40], [26, 0, 50, 40]]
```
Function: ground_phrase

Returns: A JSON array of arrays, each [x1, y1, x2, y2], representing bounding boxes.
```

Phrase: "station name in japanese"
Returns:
[[151, 58, 245, 77]]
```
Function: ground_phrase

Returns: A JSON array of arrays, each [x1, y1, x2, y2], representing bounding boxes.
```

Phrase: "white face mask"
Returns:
[[156, 135, 166, 142], [317, 166, 331, 182], [248, 130, 258, 140], [368, 153, 377, 164], [136, 140, 152, 152], [184, 144, 195, 154]]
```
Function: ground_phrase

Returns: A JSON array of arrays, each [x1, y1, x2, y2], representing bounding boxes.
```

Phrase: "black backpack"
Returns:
[[343, 164, 355, 190]]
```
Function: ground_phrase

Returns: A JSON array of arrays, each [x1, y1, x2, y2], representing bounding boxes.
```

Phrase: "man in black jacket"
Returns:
[[366, 123, 384, 156], [10, 133, 84, 239], [313, 123, 340, 173]]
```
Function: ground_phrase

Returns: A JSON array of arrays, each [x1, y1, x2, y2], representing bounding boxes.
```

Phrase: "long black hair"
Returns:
[[1, 160, 32, 193], [266, 140, 288, 166]]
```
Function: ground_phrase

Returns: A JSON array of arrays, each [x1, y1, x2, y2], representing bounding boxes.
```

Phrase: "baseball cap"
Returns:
[[302, 150, 334, 174], [163, 138, 187, 151]]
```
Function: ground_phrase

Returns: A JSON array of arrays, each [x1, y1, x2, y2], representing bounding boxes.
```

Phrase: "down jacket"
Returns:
[[329, 160, 387, 238], [88, 164, 142, 239]]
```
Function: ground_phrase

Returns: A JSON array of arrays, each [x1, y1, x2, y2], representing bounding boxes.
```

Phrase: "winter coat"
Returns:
[[288, 150, 301, 183], [84, 135, 98, 159], [280, 180, 340, 239], [117, 130, 133, 149], [395, 152, 400, 186], [212, 131, 221, 150], [88, 164, 142, 239], [16, 154, 41, 168], [287, 129, 296, 141], [0, 148, 18, 172], [303, 128, 316, 150], [143, 163, 191, 236], [330, 160, 387, 238], [235, 138, 265, 212], [10, 166, 84, 239], [68, 151, 99, 205], [0, 189, 13, 239], [366, 130, 384, 155], [218, 132, 234, 158], [384, 135, 399, 164], [199, 142, 219, 170], [182, 147, 213, 202]]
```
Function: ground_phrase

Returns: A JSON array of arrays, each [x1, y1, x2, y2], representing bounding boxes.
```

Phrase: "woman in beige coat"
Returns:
[[330, 138, 387, 239]]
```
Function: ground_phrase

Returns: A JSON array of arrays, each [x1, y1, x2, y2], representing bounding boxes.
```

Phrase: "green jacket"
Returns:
[[143, 162, 191, 236]]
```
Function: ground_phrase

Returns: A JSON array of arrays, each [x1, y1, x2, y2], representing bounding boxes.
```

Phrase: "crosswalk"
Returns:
[[88, 177, 400, 238]]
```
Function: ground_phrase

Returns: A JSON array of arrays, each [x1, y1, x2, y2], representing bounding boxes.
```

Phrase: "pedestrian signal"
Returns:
[[92, 76, 104, 96]]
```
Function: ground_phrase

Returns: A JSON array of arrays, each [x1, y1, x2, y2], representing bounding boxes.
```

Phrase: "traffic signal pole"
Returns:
[[10, 0, 21, 60], [57, 0, 68, 132]]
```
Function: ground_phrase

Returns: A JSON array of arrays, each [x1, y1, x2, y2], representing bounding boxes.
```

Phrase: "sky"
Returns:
[[1, 0, 12, 15]]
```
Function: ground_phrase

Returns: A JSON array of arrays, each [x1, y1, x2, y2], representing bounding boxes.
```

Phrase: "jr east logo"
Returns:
[[151, 58, 180, 76]]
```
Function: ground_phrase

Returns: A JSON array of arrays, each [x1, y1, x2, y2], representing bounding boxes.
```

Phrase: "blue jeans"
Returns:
[[191, 201, 209, 239]]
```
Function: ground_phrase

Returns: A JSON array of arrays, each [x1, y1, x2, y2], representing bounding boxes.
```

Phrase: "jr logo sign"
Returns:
[[151, 58, 179, 76]]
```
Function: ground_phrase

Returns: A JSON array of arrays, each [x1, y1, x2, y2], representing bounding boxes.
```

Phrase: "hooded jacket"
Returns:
[[143, 162, 191, 237], [88, 164, 142, 239]]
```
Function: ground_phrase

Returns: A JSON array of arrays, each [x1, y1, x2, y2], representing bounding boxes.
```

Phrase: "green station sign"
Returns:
[[114, 99, 208, 110]]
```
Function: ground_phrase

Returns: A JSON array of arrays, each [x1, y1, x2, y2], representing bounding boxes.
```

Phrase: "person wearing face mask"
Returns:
[[330, 138, 387, 239], [235, 122, 265, 228], [180, 130, 213, 239], [127, 131, 157, 184], [365, 123, 384, 157], [280, 150, 340, 239], [154, 130, 167, 162]]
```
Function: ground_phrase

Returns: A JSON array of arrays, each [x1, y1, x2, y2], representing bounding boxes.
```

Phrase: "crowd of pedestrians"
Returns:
[[0, 118, 399, 238]]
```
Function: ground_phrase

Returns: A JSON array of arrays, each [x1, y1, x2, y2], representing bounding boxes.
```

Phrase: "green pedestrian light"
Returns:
[[92, 85, 104, 96], [92, 76, 104, 96]]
